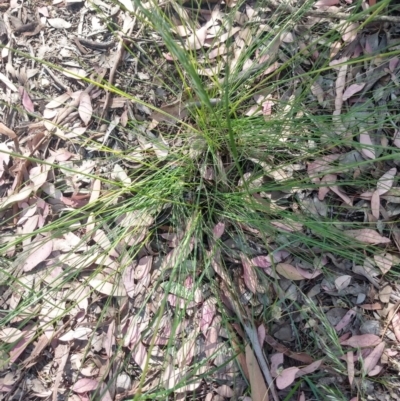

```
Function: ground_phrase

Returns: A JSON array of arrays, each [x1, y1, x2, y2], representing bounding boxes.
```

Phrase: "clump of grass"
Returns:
[[0, 0, 399, 399]]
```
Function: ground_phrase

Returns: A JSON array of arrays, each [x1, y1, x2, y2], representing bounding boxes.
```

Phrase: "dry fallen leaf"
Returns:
[[340, 334, 381, 348], [276, 263, 304, 280], [276, 367, 299, 390], [23, 239, 53, 272], [344, 229, 390, 245], [72, 378, 98, 393], [362, 341, 385, 375], [245, 344, 269, 401], [241, 253, 259, 293], [78, 92, 93, 125]]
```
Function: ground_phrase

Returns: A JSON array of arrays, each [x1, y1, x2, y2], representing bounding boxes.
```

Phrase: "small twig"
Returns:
[[43, 65, 69, 92], [76, 36, 115, 50], [264, 0, 400, 23], [243, 322, 280, 401], [100, 18, 137, 122]]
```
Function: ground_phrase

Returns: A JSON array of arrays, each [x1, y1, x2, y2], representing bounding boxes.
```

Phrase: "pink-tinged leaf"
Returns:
[[23, 239, 53, 272], [329, 185, 352, 205], [72, 378, 98, 393], [135, 256, 152, 280], [296, 266, 322, 279], [133, 342, 147, 370], [213, 222, 225, 240], [368, 364, 383, 376], [245, 344, 269, 401], [123, 263, 136, 298], [0, 328, 22, 343], [342, 83, 365, 101], [251, 251, 289, 269], [376, 168, 396, 195], [200, 299, 216, 335], [344, 229, 390, 244], [340, 334, 381, 347], [9, 325, 35, 363], [335, 275, 352, 291], [98, 385, 113, 401], [370, 190, 380, 219], [363, 341, 385, 375], [276, 367, 299, 390], [20, 87, 35, 113], [276, 263, 304, 280], [318, 185, 330, 201], [335, 308, 356, 331], [374, 252, 392, 275], [176, 334, 196, 368], [359, 133, 375, 159], [241, 253, 259, 293], [389, 57, 399, 72], [307, 154, 341, 178], [299, 392, 306, 401], [79, 92, 92, 125], [271, 353, 284, 378], [315, 0, 339, 6], [347, 351, 355, 385], [392, 314, 400, 342], [296, 359, 323, 377], [257, 324, 266, 346], [341, 22, 359, 43], [216, 385, 234, 398]]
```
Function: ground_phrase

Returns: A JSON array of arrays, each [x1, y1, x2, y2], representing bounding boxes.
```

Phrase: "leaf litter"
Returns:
[[1, 0, 400, 400]]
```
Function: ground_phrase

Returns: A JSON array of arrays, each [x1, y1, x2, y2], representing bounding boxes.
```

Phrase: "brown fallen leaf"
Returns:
[[362, 341, 385, 375], [276, 367, 299, 390], [245, 344, 269, 401], [340, 334, 381, 347], [344, 229, 390, 244], [23, 238, 53, 272]]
